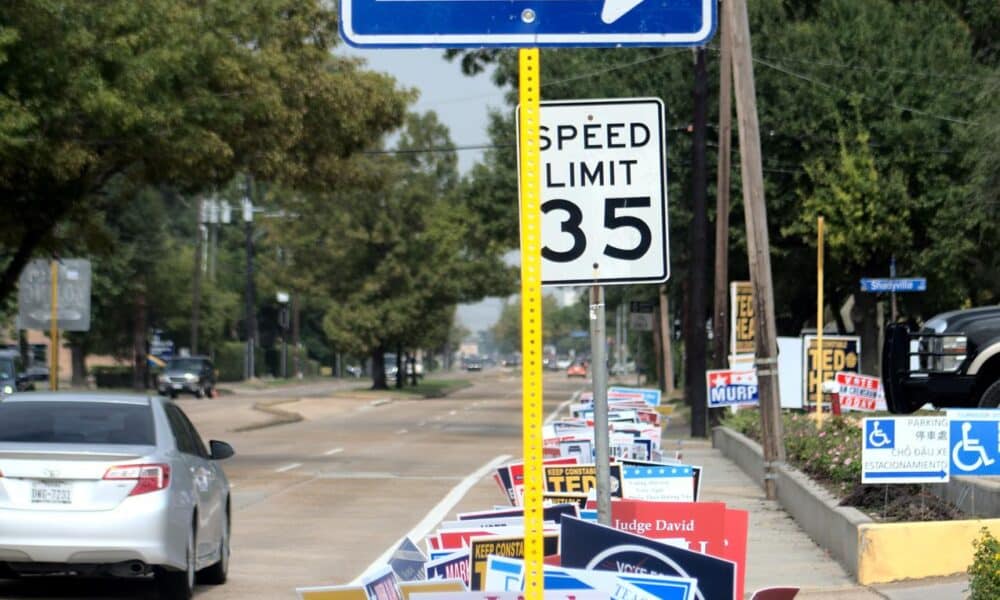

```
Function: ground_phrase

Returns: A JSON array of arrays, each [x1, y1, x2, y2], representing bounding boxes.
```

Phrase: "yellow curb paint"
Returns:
[[517, 47, 544, 600], [857, 518, 1000, 585]]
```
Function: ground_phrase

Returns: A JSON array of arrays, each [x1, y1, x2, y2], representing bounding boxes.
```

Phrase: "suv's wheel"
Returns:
[[198, 510, 229, 585], [977, 379, 1000, 408], [156, 525, 195, 599], [195, 386, 204, 399]]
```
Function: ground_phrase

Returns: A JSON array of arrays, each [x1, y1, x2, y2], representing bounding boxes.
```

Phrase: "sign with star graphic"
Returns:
[[706, 368, 759, 408]]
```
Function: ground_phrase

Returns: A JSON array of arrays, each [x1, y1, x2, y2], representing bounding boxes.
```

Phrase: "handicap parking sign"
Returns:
[[865, 419, 895, 449], [948, 409, 1000, 476]]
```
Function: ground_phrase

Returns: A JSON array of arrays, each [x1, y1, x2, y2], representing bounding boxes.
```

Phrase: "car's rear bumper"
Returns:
[[0, 492, 179, 568]]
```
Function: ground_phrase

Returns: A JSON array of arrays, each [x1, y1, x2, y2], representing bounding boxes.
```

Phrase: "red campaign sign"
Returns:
[[607, 499, 727, 556], [437, 529, 498, 550], [835, 372, 886, 412], [603, 500, 748, 600]]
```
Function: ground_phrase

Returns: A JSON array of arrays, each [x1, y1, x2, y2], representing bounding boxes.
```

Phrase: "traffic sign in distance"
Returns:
[[859, 278, 927, 293], [519, 98, 669, 287], [340, 0, 715, 48]]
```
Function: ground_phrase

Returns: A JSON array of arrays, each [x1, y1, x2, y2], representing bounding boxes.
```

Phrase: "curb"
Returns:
[[712, 425, 1000, 585]]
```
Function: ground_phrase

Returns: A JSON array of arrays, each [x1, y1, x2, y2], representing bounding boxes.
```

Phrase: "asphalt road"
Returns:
[[0, 370, 584, 599]]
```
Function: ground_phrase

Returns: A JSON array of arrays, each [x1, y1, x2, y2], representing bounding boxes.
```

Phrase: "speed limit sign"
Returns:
[[518, 98, 669, 286]]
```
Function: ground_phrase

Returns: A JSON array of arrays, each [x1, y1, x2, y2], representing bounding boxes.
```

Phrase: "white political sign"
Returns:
[[621, 465, 694, 502], [861, 416, 949, 484], [519, 98, 669, 286]]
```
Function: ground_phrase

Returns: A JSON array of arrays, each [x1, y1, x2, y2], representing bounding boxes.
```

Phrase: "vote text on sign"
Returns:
[[519, 98, 669, 286]]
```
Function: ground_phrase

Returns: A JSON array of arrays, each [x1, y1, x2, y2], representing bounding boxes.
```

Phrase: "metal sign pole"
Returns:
[[49, 261, 58, 391], [516, 48, 545, 600], [590, 284, 611, 526]]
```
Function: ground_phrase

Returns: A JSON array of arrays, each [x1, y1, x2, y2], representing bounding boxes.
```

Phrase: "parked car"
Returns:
[[0, 392, 235, 599], [883, 306, 1000, 412], [464, 356, 483, 372], [157, 357, 215, 399], [0, 350, 33, 394]]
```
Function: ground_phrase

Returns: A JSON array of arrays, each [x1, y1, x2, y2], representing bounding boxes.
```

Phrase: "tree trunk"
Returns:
[[70, 340, 87, 387], [854, 292, 880, 376], [371, 347, 388, 390], [132, 290, 148, 391], [659, 286, 675, 396], [395, 344, 404, 389], [652, 312, 664, 390]]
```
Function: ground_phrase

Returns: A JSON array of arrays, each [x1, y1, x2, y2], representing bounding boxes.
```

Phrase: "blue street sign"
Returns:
[[860, 278, 927, 293], [947, 410, 1000, 477], [340, 0, 715, 48]]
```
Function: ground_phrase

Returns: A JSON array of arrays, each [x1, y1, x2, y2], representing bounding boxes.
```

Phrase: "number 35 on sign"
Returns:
[[518, 98, 670, 287]]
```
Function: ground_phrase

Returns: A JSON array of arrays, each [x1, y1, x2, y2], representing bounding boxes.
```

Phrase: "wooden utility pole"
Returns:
[[658, 285, 675, 396], [712, 0, 733, 372], [727, 0, 785, 498], [686, 47, 710, 438]]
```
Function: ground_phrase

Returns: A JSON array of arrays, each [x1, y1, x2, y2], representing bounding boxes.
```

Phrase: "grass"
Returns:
[[354, 378, 473, 399]]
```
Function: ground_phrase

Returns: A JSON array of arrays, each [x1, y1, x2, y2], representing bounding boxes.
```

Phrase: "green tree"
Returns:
[[0, 0, 409, 304]]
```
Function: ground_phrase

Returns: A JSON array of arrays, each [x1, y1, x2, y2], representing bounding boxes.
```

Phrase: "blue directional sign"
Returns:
[[947, 409, 1000, 477], [340, 0, 715, 48], [860, 278, 927, 293]]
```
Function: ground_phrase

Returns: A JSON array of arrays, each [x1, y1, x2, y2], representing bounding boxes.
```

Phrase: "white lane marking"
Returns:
[[275, 462, 302, 473], [350, 453, 513, 585], [323, 448, 344, 456], [545, 389, 583, 425], [448, 410, 457, 416], [395, 428, 408, 435]]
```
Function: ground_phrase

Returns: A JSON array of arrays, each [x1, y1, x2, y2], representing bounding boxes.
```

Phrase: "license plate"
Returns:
[[31, 483, 71, 504], [172, 383, 183, 389]]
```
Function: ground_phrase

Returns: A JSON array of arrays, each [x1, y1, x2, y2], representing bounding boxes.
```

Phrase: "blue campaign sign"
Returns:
[[706, 369, 759, 408], [340, 0, 715, 48], [608, 386, 661, 407], [860, 278, 927, 293], [948, 409, 1000, 477]]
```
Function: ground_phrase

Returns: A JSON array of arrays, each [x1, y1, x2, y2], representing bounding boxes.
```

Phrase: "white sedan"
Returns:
[[0, 393, 234, 599]]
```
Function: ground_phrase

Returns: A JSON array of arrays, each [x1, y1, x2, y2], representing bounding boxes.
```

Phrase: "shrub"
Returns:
[[968, 527, 1000, 600], [91, 365, 133, 389]]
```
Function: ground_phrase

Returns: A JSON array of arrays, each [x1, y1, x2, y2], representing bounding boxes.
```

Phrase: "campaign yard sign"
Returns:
[[705, 369, 759, 408], [802, 335, 861, 406], [560, 516, 737, 600], [834, 372, 887, 412], [609, 386, 662, 407], [544, 463, 624, 498], [730, 281, 755, 358], [389, 538, 427, 581], [621, 465, 695, 502], [424, 550, 471, 585], [468, 533, 559, 591], [363, 566, 404, 600]]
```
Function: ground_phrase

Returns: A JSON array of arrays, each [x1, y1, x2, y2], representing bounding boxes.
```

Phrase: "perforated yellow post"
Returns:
[[517, 48, 544, 600]]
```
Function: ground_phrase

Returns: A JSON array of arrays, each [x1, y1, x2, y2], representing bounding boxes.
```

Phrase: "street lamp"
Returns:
[[277, 291, 290, 379]]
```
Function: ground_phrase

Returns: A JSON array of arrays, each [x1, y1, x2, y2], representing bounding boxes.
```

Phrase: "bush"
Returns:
[[969, 528, 1000, 600], [91, 365, 133, 389], [214, 341, 266, 382]]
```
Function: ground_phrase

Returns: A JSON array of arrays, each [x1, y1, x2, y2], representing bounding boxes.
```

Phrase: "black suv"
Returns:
[[157, 356, 216, 399], [883, 306, 1000, 413], [0, 350, 33, 394]]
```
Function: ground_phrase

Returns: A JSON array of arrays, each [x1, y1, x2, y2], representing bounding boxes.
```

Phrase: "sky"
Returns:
[[336, 46, 510, 334]]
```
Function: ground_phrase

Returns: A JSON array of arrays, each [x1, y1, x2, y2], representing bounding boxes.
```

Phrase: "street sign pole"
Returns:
[[49, 261, 58, 391], [816, 216, 824, 429], [516, 48, 544, 600], [590, 285, 611, 526], [890, 256, 897, 322]]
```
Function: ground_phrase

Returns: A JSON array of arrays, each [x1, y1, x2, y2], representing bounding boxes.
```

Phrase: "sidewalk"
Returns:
[[662, 417, 969, 599]]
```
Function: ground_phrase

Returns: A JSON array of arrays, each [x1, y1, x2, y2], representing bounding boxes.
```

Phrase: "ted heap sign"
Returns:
[[339, 0, 715, 48], [802, 334, 860, 406], [730, 281, 754, 357], [519, 98, 669, 287]]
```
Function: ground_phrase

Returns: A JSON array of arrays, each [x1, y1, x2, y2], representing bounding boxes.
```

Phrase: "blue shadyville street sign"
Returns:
[[340, 0, 715, 48], [860, 278, 927, 293]]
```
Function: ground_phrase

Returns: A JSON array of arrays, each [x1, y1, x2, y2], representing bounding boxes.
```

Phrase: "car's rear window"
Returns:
[[0, 401, 155, 445]]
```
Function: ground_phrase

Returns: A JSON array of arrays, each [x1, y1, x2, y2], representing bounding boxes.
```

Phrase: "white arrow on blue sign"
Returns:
[[861, 417, 950, 484], [340, 0, 715, 48]]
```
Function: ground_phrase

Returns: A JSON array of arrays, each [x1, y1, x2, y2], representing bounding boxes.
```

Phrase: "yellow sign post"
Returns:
[[815, 216, 824, 428], [516, 47, 544, 600]]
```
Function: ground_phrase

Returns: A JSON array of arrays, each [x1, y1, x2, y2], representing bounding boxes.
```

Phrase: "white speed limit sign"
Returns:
[[518, 98, 669, 287]]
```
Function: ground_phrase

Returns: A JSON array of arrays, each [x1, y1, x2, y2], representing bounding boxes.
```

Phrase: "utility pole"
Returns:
[[686, 46, 710, 438], [243, 178, 257, 380], [658, 285, 675, 396], [728, 0, 786, 498], [713, 0, 733, 373], [590, 285, 611, 526], [191, 197, 204, 355]]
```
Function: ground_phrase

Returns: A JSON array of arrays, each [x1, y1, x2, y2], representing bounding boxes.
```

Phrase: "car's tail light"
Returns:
[[103, 464, 170, 496]]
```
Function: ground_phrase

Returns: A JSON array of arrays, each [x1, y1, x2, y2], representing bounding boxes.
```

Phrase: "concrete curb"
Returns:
[[712, 426, 870, 579], [713, 425, 1000, 585], [929, 475, 1000, 518], [233, 398, 304, 432]]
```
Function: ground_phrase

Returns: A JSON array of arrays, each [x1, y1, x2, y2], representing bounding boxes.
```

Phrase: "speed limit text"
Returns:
[[541, 121, 651, 188]]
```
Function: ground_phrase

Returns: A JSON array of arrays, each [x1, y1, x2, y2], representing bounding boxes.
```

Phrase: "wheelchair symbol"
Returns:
[[867, 421, 892, 448], [952, 422, 996, 472]]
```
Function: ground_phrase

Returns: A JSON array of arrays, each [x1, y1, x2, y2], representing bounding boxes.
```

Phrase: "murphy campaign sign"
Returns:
[[706, 369, 759, 408]]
